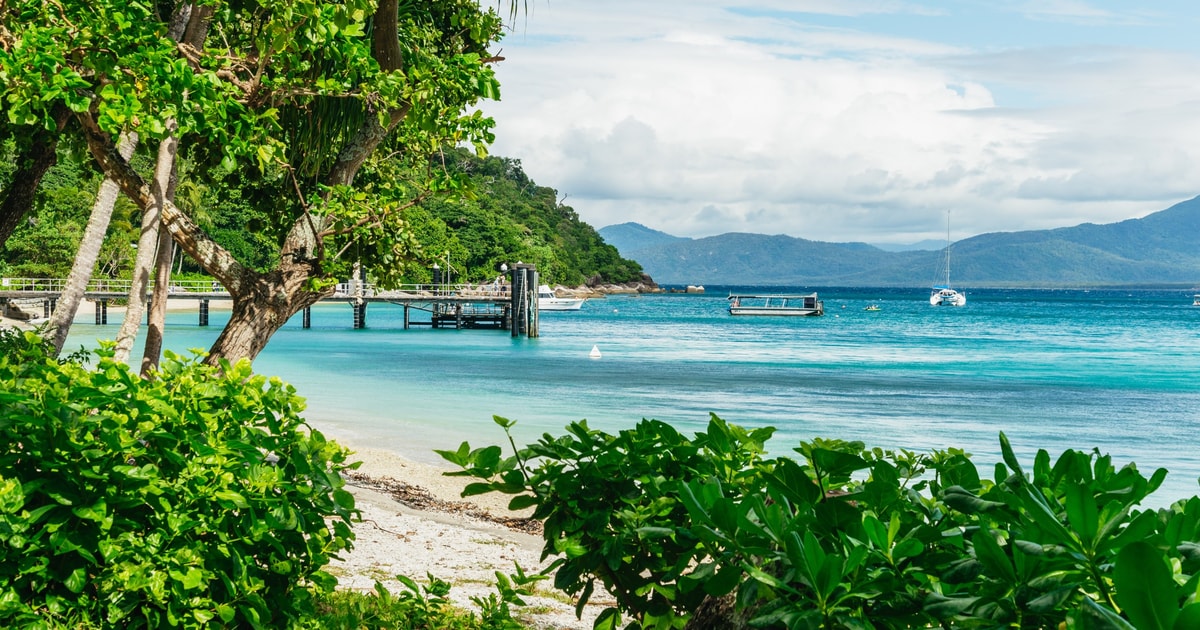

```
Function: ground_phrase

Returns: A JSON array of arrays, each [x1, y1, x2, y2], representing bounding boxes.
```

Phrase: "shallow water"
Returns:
[[67, 286, 1200, 508]]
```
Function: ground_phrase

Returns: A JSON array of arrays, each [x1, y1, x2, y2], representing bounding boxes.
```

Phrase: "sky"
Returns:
[[478, 0, 1200, 245]]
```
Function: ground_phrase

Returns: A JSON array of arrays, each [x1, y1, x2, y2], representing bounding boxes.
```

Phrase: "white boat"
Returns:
[[930, 213, 966, 307], [537, 285, 586, 311], [1194, 294, 1200, 306], [728, 293, 824, 316]]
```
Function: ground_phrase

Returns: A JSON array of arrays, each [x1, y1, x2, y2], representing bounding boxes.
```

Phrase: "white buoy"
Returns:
[[589, 344, 602, 359]]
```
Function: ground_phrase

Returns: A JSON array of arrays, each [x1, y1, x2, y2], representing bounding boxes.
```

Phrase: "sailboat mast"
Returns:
[[945, 211, 951, 287]]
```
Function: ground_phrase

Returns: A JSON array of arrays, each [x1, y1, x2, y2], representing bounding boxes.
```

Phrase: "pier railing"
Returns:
[[1, 273, 539, 336], [0, 277, 228, 295], [0, 277, 511, 299]]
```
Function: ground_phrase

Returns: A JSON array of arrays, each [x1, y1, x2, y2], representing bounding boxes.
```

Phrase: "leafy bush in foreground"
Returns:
[[442, 414, 1200, 629], [0, 331, 357, 628]]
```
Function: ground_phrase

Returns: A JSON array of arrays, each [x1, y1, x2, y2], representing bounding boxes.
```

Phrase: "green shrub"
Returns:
[[0, 331, 357, 628], [443, 415, 1200, 629], [311, 566, 542, 630]]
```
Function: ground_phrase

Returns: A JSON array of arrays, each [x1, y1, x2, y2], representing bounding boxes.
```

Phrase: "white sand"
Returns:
[[334, 445, 610, 629]]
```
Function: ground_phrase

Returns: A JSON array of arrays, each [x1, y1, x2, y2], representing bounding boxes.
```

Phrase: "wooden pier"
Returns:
[[0, 263, 543, 337]]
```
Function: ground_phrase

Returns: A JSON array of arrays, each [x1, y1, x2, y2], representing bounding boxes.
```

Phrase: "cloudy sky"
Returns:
[[479, 0, 1200, 245]]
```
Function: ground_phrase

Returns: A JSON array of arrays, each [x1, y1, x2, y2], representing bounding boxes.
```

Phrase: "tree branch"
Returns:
[[76, 109, 251, 296]]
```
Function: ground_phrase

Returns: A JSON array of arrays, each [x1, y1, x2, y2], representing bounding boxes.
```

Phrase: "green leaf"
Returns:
[[704, 563, 743, 597], [1114, 541, 1179, 630], [214, 490, 249, 509], [1065, 482, 1099, 548], [635, 527, 675, 539], [462, 482, 495, 497], [593, 606, 620, 630], [507, 494, 537, 510], [924, 592, 979, 618], [1080, 597, 1138, 629], [943, 485, 1008, 514], [65, 567, 87, 594], [972, 528, 1016, 584], [1173, 603, 1200, 630]]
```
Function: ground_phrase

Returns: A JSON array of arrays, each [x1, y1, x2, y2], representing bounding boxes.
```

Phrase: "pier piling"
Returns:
[[352, 301, 367, 329]]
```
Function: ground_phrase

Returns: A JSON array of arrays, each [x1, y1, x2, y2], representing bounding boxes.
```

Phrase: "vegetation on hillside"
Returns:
[[0, 143, 643, 288], [414, 148, 645, 286]]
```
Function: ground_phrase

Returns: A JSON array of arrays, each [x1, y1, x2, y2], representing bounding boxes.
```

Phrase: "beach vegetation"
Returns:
[[0, 331, 357, 627], [312, 567, 540, 630], [442, 414, 1200, 629]]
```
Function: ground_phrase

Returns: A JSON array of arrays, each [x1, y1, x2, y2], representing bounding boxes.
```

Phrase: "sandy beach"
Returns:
[[334, 445, 608, 629], [1, 298, 604, 628]]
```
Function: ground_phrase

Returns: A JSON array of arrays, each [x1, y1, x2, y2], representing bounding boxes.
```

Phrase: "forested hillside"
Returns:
[[409, 149, 645, 285], [0, 141, 644, 287]]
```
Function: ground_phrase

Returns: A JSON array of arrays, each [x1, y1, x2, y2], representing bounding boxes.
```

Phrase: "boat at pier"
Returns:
[[728, 293, 824, 316], [537, 285, 586, 311]]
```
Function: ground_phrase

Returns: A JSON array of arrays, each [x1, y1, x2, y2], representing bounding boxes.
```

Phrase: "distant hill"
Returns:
[[598, 222, 689, 253], [870, 239, 943, 252], [603, 196, 1200, 286]]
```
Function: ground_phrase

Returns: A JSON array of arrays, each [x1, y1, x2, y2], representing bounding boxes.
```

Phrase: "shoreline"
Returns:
[[331, 443, 608, 629], [1, 297, 235, 331]]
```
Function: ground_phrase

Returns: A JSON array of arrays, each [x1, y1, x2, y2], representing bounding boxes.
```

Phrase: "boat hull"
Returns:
[[537, 284, 586, 311], [538, 298, 585, 311], [930, 289, 966, 306], [728, 292, 824, 316], [729, 306, 823, 316]]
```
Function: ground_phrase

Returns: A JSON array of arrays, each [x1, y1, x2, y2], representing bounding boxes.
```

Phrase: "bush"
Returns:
[[0, 331, 357, 628], [443, 414, 1200, 629]]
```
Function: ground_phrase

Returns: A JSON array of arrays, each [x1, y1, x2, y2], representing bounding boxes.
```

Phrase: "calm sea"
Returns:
[[66, 287, 1200, 509]]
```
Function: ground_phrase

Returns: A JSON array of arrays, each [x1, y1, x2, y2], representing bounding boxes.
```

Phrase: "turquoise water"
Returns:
[[66, 287, 1200, 508]]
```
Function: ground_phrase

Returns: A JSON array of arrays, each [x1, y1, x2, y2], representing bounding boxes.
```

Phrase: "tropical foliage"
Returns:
[[0, 330, 357, 628], [442, 414, 1200, 629], [415, 149, 645, 285]]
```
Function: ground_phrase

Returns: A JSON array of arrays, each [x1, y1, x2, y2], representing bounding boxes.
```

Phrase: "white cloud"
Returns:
[[481, 0, 1200, 244]]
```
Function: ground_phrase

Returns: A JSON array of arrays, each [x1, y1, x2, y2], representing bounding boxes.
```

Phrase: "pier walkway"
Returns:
[[0, 265, 543, 337]]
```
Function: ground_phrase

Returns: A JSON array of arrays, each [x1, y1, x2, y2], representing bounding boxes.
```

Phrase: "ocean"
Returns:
[[65, 287, 1200, 509]]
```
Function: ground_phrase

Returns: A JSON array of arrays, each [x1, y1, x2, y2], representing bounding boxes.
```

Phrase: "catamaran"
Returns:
[[930, 213, 966, 307]]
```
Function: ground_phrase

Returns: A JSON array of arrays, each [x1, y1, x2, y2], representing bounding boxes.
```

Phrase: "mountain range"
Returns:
[[598, 196, 1200, 287]]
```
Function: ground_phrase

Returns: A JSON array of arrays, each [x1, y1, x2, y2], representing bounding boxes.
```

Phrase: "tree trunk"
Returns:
[[45, 132, 138, 355], [205, 267, 329, 362], [140, 159, 180, 377], [682, 593, 752, 630], [113, 127, 178, 365], [0, 104, 70, 247]]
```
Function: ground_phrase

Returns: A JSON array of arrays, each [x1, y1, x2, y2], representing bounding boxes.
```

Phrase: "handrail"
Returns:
[[0, 277, 510, 299]]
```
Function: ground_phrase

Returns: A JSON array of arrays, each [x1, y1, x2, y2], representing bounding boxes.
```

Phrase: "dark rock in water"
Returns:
[[4, 299, 42, 321]]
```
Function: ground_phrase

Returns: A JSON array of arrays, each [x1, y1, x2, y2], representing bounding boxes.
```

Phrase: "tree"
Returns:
[[0, 105, 70, 248], [43, 133, 138, 355], [1, 0, 504, 364]]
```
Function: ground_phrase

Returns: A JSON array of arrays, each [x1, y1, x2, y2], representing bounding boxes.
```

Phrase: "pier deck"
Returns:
[[0, 269, 543, 336]]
